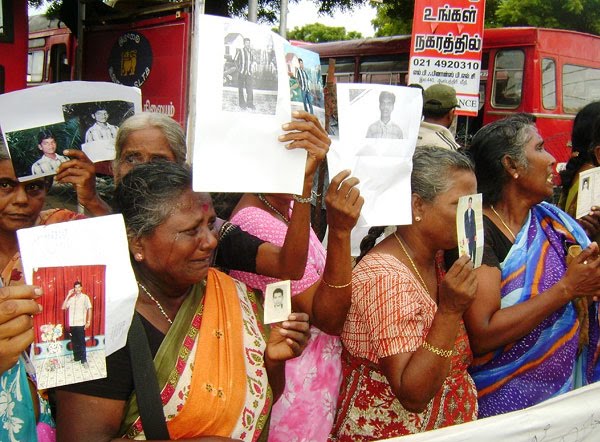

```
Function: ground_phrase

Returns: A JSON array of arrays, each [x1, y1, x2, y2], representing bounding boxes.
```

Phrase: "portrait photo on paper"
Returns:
[[457, 193, 483, 268], [263, 280, 291, 324], [576, 166, 600, 219], [62, 100, 135, 162], [31, 264, 107, 389]]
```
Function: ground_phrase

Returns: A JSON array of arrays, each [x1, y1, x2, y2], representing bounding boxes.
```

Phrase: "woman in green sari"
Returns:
[[55, 161, 311, 441]]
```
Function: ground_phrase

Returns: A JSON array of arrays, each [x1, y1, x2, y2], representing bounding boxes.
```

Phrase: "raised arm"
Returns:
[[464, 243, 600, 355], [254, 111, 329, 280], [55, 149, 112, 216], [308, 170, 363, 335]]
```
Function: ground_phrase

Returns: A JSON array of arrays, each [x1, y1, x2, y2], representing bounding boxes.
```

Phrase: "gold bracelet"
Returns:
[[421, 341, 454, 358], [293, 194, 312, 204], [323, 279, 351, 289]]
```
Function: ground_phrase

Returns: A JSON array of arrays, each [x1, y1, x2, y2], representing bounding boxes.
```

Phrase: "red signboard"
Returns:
[[409, 0, 485, 116]]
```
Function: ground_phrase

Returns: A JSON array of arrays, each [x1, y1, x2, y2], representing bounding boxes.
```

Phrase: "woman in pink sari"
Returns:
[[230, 114, 364, 442]]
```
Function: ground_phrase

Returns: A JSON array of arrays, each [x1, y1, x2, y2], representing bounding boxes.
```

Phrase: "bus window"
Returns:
[[50, 43, 70, 82], [321, 57, 355, 83], [563, 64, 600, 114], [492, 49, 524, 108], [360, 55, 408, 85], [27, 50, 44, 83], [542, 58, 556, 110]]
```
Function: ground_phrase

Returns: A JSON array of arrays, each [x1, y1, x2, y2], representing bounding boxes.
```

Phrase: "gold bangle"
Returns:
[[323, 279, 351, 289], [293, 194, 312, 204], [421, 341, 454, 358]]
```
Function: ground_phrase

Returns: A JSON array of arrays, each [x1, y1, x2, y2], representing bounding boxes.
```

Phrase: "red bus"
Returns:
[[1, 0, 27, 94], [297, 28, 600, 169], [28, 14, 75, 85]]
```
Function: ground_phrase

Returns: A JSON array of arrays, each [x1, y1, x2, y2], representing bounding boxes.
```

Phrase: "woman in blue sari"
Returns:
[[465, 114, 600, 418]]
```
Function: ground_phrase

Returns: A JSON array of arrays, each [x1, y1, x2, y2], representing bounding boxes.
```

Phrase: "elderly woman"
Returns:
[[77, 111, 325, 281], [0, 148, 83, 441], [465, 114, 600, 418], [330, 147, 478, 441], [55, 161, 311, 440]]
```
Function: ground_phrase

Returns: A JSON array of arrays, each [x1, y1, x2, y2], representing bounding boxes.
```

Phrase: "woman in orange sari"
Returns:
[[55, 161, 311, 441]]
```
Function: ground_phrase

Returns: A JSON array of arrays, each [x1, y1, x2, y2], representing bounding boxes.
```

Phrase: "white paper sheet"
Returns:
[[191, 15, 305, 194], [17, 215, 138, 356], [576, 166, 600, 219], [0, 81, 141, 181], [328, 84, 422, 254]]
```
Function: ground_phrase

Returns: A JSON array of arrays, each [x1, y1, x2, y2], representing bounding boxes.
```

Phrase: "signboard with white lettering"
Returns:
[[408, 0, 486, 116]]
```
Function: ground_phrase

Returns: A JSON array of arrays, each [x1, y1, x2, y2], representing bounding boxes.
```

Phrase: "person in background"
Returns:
[[559, 101, 600, 240], [330, 147, 478, 441], [55, 161, 311, 441], [465, 114, 600, 418], [417, 84, 461, 151], [0, 144, 83, 442]]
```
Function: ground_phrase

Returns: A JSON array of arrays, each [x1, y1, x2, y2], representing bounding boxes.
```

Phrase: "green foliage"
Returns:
[[371, 0, 599, 36], [287, 22, 363, 42]]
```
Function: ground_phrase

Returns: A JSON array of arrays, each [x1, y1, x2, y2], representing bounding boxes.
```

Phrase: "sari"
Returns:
[[121, 268, 271, 441], [330, 253, 477, 441], [469, 202, 600, 418], [0, 209, 83, 442]]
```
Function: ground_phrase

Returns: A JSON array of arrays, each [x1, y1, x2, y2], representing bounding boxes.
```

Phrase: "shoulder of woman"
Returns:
[[37, 208, 86, 226]]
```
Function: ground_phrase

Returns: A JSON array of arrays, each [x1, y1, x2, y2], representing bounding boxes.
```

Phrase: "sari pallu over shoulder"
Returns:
[[469, 202, 600, 418], [121, 269, 271, 440]]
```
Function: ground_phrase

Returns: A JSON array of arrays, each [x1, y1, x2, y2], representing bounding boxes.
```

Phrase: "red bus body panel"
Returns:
[[1, 0, 27, 93], [83, 12, 190, 126]]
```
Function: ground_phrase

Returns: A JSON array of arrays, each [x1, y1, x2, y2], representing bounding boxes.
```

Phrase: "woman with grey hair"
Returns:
[[465, 114, 600, 418], [80, 110, 328, 281], [55, 160, 311, 440], [330, 146, 478, 440]]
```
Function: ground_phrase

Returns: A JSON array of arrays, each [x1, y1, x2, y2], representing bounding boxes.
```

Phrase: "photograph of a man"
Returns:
[[62, 281, 92, 367], [31, 130, 69, 175], [417, 83, 461, 150], [235, 37, 255, 110], [365, 91, 404, 139], [84, 108, 118, 143], [272, 288, 284, 309], [296, 58, 314, 114], [464, 196, 477, 262], [582, 177, 590, 191]]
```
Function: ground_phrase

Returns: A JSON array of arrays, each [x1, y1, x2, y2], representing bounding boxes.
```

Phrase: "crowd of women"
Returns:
[[2, 101, 600, 442]]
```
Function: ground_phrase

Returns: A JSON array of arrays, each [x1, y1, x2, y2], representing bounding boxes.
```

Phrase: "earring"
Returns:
[[415, 216, 422, 222], [514, 173, 519, 179], [134, 253, 143, 261]]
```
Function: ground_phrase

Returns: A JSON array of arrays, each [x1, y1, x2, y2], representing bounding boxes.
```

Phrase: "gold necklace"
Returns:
[[393, 232, 430, 295], [137, 281, 173, 324], [258, 193, 290, 224], [490, 205, 516, 241]]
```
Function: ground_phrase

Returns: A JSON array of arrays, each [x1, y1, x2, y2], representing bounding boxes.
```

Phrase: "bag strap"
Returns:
[[127, 313, 170, 439]]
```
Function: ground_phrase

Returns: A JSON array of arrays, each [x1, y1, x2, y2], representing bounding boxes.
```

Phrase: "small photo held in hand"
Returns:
[[264, 280, 291, 324], [457, 193, 483, 268], [576, 166, 600, 219]]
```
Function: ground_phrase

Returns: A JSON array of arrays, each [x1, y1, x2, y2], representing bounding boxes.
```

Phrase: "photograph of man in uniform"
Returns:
[[464, 196, 477, 263], [85, 108, 118, 143], [365, 91, 404, 139], [31, 130, 69, 176], [235, 37, 255, 110], [296, 58, 314, 114], [62, 281, 92, 367]]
